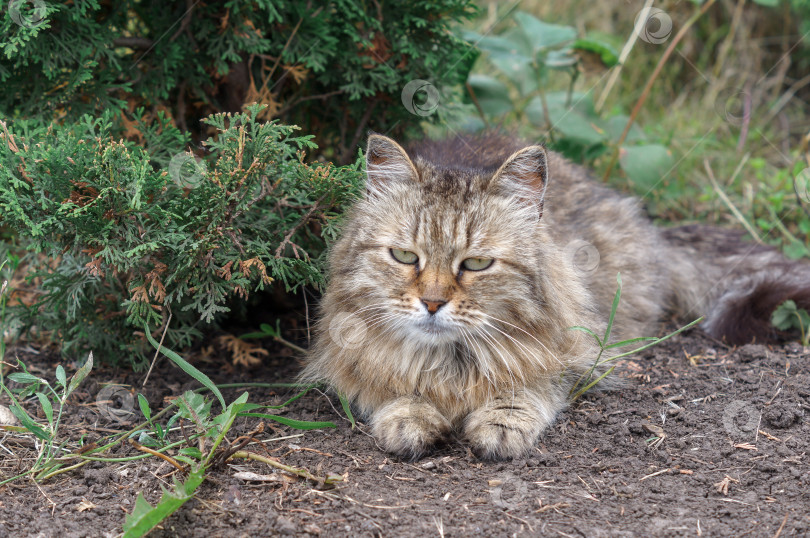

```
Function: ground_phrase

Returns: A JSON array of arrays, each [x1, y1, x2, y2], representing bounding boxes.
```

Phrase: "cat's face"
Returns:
[[336, 135, 549, 347]]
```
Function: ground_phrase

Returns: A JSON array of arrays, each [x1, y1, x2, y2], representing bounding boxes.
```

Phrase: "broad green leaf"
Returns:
[[137, 393, 151, 421], [526, 92, 606, 146], [9, 404, 50, 441], [544, 49, 577, 68], [179, 447, 203, 459], [55, 365, 66, 388], [173, 455, 197, 466], [604, 115, 646, 144], [783, 240, 810, 260], [211, 392, 250, 431], [463, 30, 532, 58], [466, 75, 513, 117], [35, 392, 53, 428], [619, 145, 674, 189], [463, 30, 537, 94], [514, 12, 576, 51], [259, 323, 275, 335], [7, 373, 42, 385], [772, 300, 798, 331]]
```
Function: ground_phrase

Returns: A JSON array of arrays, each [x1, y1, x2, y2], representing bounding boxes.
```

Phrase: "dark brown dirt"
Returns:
[[1, 330, 808, 537]]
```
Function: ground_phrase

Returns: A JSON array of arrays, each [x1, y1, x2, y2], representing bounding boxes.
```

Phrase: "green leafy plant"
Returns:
[[772, 300, 810, 346], [0, 352, 94, 483], [569, 274, 703, 401], [1, 337, 341, 535], [461, 10, 673, 183]]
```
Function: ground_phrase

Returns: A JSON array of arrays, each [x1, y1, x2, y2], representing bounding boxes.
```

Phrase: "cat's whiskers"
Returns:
[[479, 312, 565, 368], [361, 312, 404, 334], [457, 327, 495, 397], [480, 320, 552, 380], [471, 325, 519, 403]]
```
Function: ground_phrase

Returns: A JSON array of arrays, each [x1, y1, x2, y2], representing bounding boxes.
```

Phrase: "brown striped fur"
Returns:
[[301, 133, 810, 460]]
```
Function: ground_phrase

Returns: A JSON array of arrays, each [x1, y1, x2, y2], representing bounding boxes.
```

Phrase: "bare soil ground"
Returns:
[[1, 330, 808, 537]]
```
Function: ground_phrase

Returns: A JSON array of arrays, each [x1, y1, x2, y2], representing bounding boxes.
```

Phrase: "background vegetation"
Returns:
[[2, 0, 809, 368], [0, 0, 478, 367]]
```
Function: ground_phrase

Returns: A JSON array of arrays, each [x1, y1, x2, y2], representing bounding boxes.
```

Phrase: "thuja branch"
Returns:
[[274, 195, 326, 259]]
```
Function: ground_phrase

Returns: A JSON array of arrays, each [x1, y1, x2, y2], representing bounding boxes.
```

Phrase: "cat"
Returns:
[[301, 133, 810, 461]]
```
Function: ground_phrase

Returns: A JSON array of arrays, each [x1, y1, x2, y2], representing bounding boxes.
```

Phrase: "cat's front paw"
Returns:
[[370, 397, 451, 461], [464, 399, 545, 460]]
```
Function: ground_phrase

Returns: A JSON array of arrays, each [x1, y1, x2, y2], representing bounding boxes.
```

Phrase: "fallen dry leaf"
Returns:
[[76, 499, 97, 512], [713, 475, 739, 495]]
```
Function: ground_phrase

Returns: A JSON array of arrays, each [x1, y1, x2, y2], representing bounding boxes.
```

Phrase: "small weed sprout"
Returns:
[[772, 300, 810, 346], [568, 273, 703, 401]]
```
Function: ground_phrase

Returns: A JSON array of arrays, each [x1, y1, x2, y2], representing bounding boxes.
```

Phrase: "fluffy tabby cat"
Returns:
[[301, 133, 810, 461]]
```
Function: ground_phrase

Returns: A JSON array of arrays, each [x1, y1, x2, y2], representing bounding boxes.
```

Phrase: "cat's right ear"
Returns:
[[365, 134, 418, 195]]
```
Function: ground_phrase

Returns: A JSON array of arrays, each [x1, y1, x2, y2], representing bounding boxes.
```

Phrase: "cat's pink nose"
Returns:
[[421, 299, 447, 315]]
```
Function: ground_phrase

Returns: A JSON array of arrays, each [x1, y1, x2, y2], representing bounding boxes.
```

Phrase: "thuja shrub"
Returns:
[[0, 105, 363, 366], [1, 0, 478, 162], [0, 1, 479, 366]]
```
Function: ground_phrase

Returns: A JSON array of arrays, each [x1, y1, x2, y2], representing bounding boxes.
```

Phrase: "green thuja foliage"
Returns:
[[1, 0, 478, 162], [0, 1, 479, 366], [1, 105, 362, 365]]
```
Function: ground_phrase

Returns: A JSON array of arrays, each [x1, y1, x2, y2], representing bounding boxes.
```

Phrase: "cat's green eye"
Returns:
[[390, 248, 419, 265], [461, 257, 494, 271]]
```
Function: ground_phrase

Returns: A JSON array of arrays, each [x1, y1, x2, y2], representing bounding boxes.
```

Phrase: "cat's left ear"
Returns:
[[490, 145, 548, 217], [365, 134, 418, 195]]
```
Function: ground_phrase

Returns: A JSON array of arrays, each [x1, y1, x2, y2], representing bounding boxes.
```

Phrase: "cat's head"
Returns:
[[331, 134, 550, 347]]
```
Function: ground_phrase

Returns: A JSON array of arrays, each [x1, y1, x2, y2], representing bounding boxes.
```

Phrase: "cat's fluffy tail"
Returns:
[[663, 224, 810, 344]]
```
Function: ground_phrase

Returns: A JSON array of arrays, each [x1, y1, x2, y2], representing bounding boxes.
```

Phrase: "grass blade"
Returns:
[[604, 336, 659, 349], [238, 413, 336, 430], [571, 366, 616, 401], [603, 273, 622, 345], [604, 317, 703, 363], [144, 325, 226, 410], [338, 391, 356, 429]]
